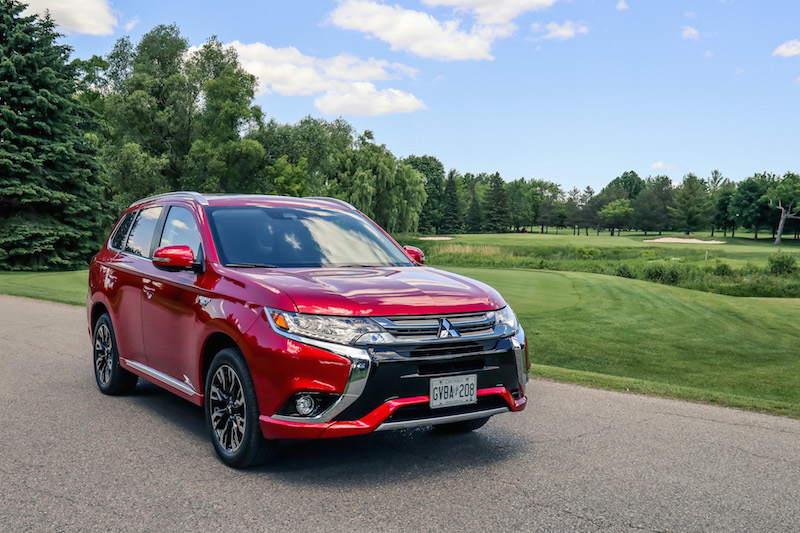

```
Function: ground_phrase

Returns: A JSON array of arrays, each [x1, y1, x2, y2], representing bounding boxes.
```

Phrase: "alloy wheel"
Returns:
[[209, 365, 247, 453], [94, 323, 113, 385]]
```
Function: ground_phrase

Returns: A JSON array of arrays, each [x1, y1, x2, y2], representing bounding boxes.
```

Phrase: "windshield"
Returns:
[[205, 205, 414, 268]]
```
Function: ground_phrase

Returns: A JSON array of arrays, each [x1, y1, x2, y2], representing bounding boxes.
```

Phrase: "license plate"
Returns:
[[429, 375, 477, 409]]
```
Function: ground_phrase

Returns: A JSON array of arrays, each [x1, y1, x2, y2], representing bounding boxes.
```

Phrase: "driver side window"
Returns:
[[158, 206, 202, 258]]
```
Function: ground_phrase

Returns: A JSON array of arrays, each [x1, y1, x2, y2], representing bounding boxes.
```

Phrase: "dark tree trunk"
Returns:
[[711, 226, 715, 236]]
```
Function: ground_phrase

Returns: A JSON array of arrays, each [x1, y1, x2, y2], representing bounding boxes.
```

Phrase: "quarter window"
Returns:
[[158, 207, 202, 257], [124, 206, 163, 257], [109, 211, 136, 250]]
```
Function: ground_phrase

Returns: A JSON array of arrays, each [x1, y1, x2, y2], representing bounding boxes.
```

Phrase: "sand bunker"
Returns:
[[643, 237, 725, 244], [418, 236, 455, 241]]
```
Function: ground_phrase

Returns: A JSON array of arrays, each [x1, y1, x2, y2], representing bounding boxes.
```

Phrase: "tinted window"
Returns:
[[206, 206, 412, 268], [158, 207, 202, 257], [124, 206, 163, 257], [109, 211, 136, 250]]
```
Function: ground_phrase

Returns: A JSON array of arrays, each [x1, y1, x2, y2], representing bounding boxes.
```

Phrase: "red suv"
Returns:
[[88, 192, 528, 467]]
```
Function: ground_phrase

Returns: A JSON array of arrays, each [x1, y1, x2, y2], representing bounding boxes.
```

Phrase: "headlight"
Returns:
[[492, 305, 519, 333], [266, 308, 382, 345]]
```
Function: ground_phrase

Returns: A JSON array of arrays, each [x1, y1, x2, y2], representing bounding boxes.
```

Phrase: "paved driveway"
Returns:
[[1, 295, 798, 532]]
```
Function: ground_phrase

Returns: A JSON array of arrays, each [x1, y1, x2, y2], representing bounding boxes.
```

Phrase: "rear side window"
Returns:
[[124, 206, 163, 258], [158, 206, 202, 257], [109, 212, 136, 250]]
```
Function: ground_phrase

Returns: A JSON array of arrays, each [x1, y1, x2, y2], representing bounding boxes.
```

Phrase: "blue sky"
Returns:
[[24, 0, 800, 191]]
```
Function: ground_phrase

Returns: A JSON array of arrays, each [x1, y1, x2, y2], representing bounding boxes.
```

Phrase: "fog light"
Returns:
[[295, 395, 316, 416]]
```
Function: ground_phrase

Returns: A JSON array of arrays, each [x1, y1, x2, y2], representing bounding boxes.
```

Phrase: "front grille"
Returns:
[[373, 311, 496, 342], [410, 341, 484, 358]]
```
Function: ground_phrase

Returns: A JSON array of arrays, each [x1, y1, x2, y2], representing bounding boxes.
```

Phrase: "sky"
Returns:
[[21, 0, 800, 191]]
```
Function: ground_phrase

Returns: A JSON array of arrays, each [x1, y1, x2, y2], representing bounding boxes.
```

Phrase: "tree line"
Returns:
[[1, 6, 799, 270]]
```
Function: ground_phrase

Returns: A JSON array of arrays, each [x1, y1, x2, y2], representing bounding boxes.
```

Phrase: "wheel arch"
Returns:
[[90, 301, 110, 332], [200, 331, 243, 390]]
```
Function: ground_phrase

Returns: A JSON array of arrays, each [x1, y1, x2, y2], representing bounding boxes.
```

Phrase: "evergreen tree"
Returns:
[[483, 173, 510, 233], [669, 173, 712, 234], [0, 1, 107, 270], [465, 190, 483, 233], [439, 170, 464, 234], [633, 175, 674, 235], [729, 173, 776, 240]]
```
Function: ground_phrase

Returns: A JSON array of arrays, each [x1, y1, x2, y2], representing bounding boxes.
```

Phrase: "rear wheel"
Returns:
[[205, 347, 277, 468], [433, 416, 490, 434], [93, 314, 138, 395]]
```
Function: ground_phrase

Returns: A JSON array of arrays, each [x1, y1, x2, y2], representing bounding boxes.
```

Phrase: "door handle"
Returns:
[[142, 285, 155, 299]]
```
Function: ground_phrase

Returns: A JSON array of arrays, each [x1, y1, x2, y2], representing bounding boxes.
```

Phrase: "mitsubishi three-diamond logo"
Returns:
[[437, 318, 460, 339]]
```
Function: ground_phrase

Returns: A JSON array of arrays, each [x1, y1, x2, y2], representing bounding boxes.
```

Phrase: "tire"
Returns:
[[93, 313, 138, 395], [433, 416, 490, 434], [205, 347, 277, 468]]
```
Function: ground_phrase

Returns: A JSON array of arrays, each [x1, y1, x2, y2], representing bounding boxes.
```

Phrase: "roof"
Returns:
[[129, 192, 356, 211]]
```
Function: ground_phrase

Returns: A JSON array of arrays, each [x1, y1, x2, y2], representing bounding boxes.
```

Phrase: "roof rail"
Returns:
[[304, 196, 356, 210], [131, 191, 209, 207]]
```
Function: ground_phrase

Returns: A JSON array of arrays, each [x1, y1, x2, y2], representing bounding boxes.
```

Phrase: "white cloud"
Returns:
[[650, 161, 678, 170], [328, 0, 515, 61], [227, 41, 424, 116], [532, 21, 589, 41], [23, 0, 117, 35], [315, 82, 426, 116], [704, 50, 713, 58], [681, 26, 699, 41], [616, 1, 629, 11], [124, 15, 140, 32], [773, 40, 800, 58], [422, 0, 560, 26]]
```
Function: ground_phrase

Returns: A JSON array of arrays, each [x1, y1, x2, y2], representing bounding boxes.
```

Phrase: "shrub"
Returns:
[[768, 252, 798, 275], [576, 247, 601, 259], [615, 263, 635, 278], [714, 261, 733, 277]]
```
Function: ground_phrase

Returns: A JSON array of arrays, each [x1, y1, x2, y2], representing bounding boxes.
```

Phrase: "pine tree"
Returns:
[[483, 173, 510, 233], [0, 1, 106, 270], [439, 170, 464, 234]]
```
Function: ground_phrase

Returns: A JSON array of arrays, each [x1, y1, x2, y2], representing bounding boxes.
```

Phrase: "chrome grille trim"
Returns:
[[372, 311, 496, 342]]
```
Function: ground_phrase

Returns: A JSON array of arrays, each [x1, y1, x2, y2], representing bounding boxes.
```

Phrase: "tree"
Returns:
[[100, 26, 266, 210], [405, 155, 445, 234], [633, 176, 674, 235], [765, 172, 800, 245], [729, 173, 775, 240], [599, 199, 634, 236], [607, 170, 645, 200], [708, 169, 727, 194], [439, 170, 464, 234], [713, 184, 737, 237], [669, 173, 712, 234], [483, 173, 510, 233], [507, 178, 531, 231], [0, 1, 107, 270], [465, 190, 483, 233]]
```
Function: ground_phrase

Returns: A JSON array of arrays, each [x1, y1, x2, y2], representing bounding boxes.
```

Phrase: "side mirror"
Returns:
[[153, 245, 194, 271], [404, 245, 425, 265]]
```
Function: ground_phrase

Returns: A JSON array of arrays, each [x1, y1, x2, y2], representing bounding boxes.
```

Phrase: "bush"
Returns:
[[768, 252, 798, 275], [615, 263, 635, 278], [576, 247, 601, 259], [714, 261, 733, 277]]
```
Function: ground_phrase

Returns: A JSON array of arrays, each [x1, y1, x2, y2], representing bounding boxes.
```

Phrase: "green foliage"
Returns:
[[615, 263, 635, 278], [599, 198, 634, 232], [607, 170, 645, 200], [483, 173, 510, 233], [405, 155, 445, 234], [768, 251, 798, 274], [634, 175, 674, 233], [765, 172, 800, 245], [669, 173, 712, 234], [0, 1, 108, 270], [439, 170, 464, 234], [714, 261, 733, 276], [729, 173, 776, 239]]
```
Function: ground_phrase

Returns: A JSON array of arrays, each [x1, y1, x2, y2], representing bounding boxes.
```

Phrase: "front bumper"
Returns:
[[259, 386, 526, 439], [258, 329, 529, 440]]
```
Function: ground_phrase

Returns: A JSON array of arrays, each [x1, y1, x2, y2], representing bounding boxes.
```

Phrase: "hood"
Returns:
[[242, 266, 506, 316]]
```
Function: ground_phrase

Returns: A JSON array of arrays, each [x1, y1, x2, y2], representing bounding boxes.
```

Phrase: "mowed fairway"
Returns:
[[444, 267, 800, 417]]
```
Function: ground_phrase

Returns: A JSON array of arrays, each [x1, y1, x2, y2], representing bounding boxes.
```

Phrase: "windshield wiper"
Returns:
[[225, 263, 278, 268]]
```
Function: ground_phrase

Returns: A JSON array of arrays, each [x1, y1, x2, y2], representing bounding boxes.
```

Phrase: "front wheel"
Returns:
[[205, 347, 277, 468], [93, 314, 138, 395], [433, 416, 490, 434]]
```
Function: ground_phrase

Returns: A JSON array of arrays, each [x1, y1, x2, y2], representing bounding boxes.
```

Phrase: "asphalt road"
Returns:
[[1, 295, 798, 532]]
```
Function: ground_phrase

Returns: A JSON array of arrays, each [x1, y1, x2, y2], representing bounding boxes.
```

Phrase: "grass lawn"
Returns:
[[0, 270, 88, 306], [444, 266, 800, 418]]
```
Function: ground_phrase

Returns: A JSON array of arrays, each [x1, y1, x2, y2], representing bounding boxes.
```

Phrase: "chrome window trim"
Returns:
[[264, 309, 371, 424], [375, 406, 508, 432]]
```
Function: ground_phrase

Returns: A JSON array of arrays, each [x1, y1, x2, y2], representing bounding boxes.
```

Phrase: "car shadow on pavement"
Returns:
[[125, 378, 525, 485]]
